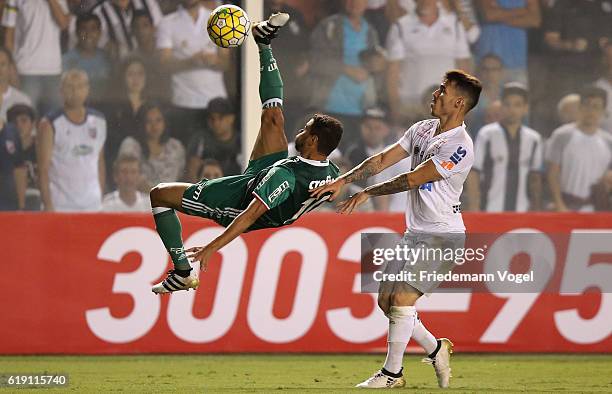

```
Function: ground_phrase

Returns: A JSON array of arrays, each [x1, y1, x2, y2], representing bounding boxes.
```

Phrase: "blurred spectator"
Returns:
[[474, 0, 541, 86], [345, 107, 396, 210], [199, 158, 223, 180], [69, 0, 163, 59], [118, 103, 185, 190], [309, 0, 380, 146], [0, 47, 30, 121], [543, 1, 612, 91], [37, 70, 107, 212], [547, 86, 612, 212], [2, 0, 69, 116], [186, 97, 241, 181], [265, 0, 310, 135], [448, 0, 480, 44], [0, 121, 25, 210], [467, 83, 543, 212], [62, 13, 112, 105], [105, 56, 150, 174], [102, 154, 150, 211], [386, 0, 471, 127], [595, 43, 612, 134], [157, 0, 230, 146], [556, 93, 580, 126], [359, 45, 388, 111], [7, 103, 39, 210], [468, 53, 504, 136]]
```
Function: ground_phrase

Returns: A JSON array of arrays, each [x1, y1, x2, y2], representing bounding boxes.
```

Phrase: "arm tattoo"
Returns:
[[342, 157, 383, 183], [363, 173, 411, 196]]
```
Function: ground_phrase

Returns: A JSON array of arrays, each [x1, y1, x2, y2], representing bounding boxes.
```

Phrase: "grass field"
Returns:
[[1, 354, 610, 393]]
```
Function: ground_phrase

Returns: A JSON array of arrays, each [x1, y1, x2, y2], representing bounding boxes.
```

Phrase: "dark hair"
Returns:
[[76, 13, 101, 31], [7, 104, 35, 123], [502, 82, 529, 103], [579, 85, 608, 107], [138, 103, 170, 157], [310, 114, 343, 156], [444, 70, 483, 113], [131, 9, 153, 29]]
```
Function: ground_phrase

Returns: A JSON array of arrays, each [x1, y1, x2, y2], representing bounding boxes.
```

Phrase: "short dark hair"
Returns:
[[76, 13, 101, 31], [310, 114, 343, 156], [444, 70, 483, 113], [7, 104, 35, 123], [132, 9, 153, 29], [579, 85, 608, 107], [502, 82, 529, 103]]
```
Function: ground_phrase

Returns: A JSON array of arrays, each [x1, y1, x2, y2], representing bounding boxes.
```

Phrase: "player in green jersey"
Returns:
[[151, 13, 343, 294]]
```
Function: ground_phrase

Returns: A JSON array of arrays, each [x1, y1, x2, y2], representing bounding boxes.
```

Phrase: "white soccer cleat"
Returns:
[[355, 370, 406, 389], [151, 270, 199, 294], [422, 338, 454, 388], [252, 13, 290, 45]]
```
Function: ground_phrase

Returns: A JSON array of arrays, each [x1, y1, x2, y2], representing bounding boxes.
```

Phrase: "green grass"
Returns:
[[0, 354, 610, 393]]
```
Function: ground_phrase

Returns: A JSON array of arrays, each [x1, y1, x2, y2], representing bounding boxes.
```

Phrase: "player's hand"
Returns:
[[337, 191, 370, 215], [186, 245, 215, 272], [311, 178, 346, 201]]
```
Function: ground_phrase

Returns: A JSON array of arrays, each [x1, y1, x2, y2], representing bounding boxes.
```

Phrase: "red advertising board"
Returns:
[[1, 212, 611, 354]]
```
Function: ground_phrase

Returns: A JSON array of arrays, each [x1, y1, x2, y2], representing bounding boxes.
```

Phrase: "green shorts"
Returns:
[[181, 151, 288, 227]]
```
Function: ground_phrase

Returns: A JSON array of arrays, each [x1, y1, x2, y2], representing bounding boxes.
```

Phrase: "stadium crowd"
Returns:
[[0, 0, 611, 213]]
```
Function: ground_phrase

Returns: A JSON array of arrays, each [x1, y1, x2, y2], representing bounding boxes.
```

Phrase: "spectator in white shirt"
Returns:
[[547, 86, 612, 212], [2, 0, 69, 116], [103, 154, 151, 212], [156, 0, 230, 145], [386, 0, 472, 126], [594, 42, 612, 134], [0, 47, 31, 122]]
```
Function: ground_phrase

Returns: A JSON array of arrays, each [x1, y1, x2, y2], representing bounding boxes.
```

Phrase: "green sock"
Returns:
[[153, 208, 191, 271], [259, 47, 283, 108]]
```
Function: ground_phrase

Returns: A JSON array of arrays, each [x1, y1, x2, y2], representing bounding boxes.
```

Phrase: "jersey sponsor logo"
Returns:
[[72, 144, 94, 156], [419, 182, 432, 191], [441, 146, 467, 170], [308, 175, 335, 190], [268, 181, 290, 203]]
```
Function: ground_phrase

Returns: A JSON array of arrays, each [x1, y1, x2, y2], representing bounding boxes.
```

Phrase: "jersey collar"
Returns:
[[431, 121, 466, 140], [297, 156, 329, 166]]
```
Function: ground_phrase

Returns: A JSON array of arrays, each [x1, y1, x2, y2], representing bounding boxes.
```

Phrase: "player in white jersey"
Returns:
[[313, 70, 482, 389], [38, 69, 106, 212]]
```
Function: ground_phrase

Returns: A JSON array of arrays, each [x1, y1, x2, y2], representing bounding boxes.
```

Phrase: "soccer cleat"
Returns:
[[422, 338, 454, 388], [151, 270, 199, 294], [252, 13, 290, 45], [355, 369, 406, 389]]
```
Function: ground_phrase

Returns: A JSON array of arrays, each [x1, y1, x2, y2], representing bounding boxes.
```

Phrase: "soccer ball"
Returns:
[[207, 5, 251, 48]]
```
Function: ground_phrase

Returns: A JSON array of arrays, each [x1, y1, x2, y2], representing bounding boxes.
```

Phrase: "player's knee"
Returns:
[[150, 183, 168, 207], [390, 291, 420, 307], [377, 294, 391, 314]]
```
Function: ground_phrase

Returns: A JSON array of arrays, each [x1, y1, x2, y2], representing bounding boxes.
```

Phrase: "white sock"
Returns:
[[382, 306, 417, 374], [411, 315, 438, 356]]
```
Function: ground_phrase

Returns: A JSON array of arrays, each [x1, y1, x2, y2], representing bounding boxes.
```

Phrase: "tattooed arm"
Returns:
[[337, 159, 443, 214], [311, 142, 409, 200]]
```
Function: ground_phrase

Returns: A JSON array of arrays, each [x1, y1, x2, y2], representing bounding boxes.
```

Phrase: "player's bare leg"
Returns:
[[250, 12, 290, 161], [149, 182, 200, 294]]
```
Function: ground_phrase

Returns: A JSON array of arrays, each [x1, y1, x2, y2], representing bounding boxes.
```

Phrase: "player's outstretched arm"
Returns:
[[186, 198, 268, 270], [311, 142, 409, 201], [337, 159, 443, 214]]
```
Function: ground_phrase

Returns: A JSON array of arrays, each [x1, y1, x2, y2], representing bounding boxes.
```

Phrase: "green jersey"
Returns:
[[181, 151, 340, 231]]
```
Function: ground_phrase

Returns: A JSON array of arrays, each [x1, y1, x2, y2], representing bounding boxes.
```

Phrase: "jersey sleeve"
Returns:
[[397, 121, 421, 154], [252, 166, 296, 210], [156, 16, 173, 50], [385, 22, 405, 62], [431, 139, 474, 179], [530, 135, 544, 172]]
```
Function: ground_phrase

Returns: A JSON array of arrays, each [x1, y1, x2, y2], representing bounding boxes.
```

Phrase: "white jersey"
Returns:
[[48, 108, 106, 212], [102, 191, 150, 212], [398, 119, 474, 233]]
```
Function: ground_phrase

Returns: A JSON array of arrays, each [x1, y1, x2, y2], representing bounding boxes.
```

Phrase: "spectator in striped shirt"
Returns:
[[467, 83, 543, 211]]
